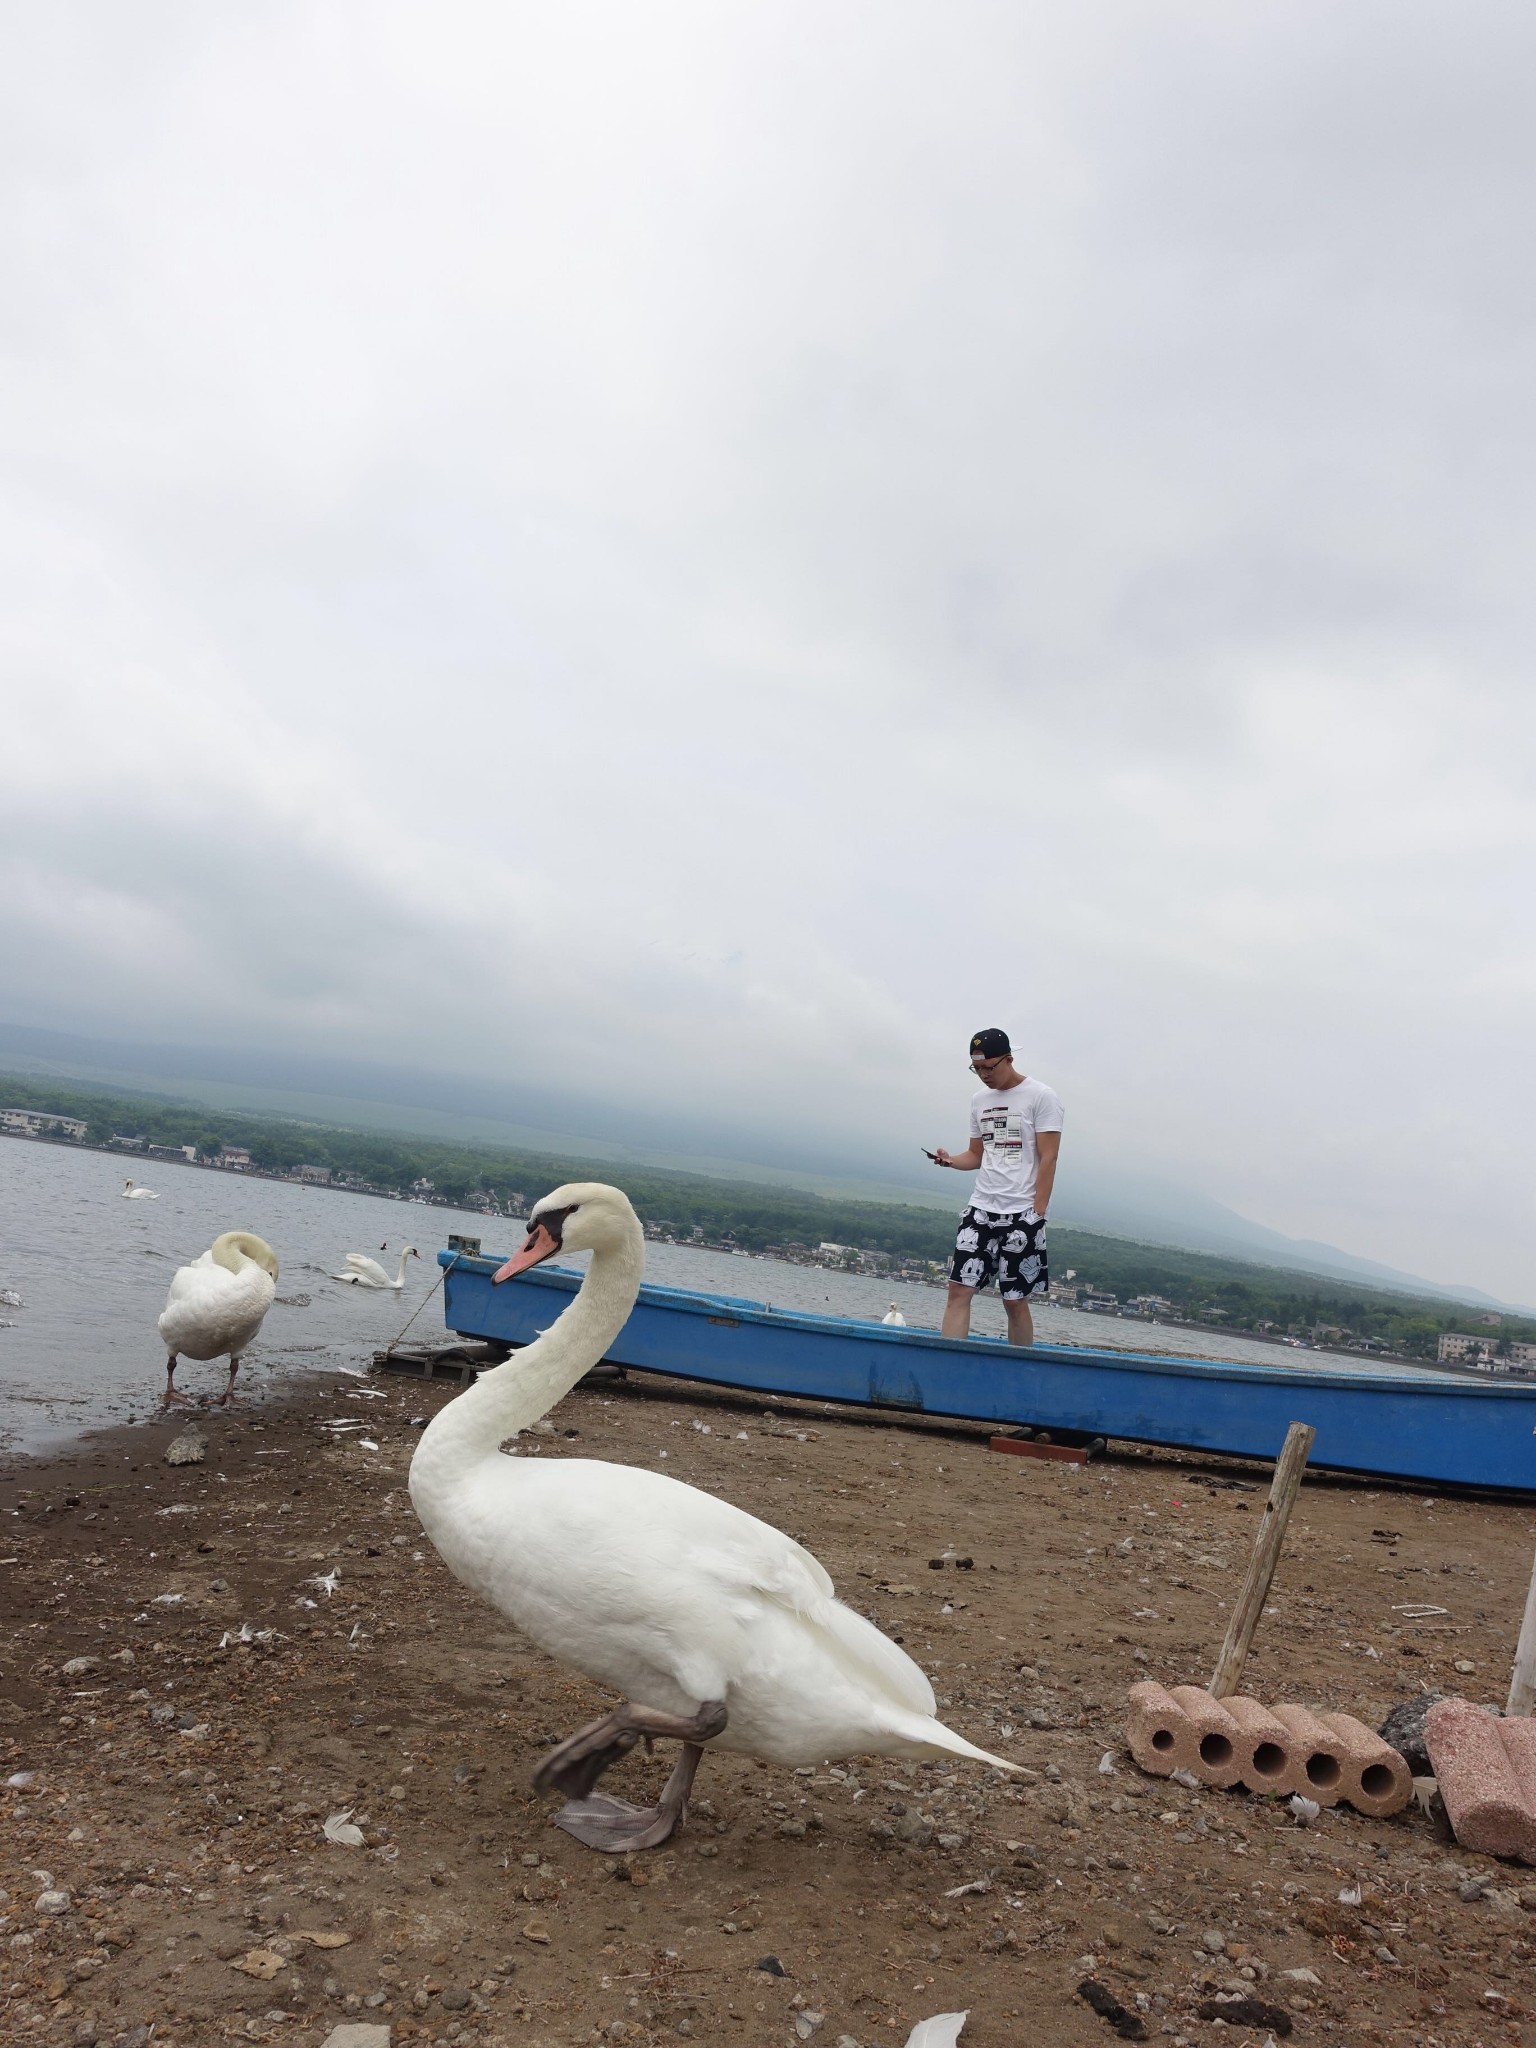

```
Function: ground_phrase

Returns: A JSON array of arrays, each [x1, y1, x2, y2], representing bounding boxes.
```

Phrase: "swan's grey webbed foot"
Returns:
[[535, 1699, 727, 1852]]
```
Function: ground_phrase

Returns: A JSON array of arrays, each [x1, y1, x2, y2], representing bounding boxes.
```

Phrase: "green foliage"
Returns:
[[1048, 1227, 1536, 1360], [3, 1070, 1529, 1359]]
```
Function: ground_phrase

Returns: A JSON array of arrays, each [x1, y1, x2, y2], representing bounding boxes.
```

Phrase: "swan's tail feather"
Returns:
[[817, 1597, 935, 1717], [884, 1710, 1021, 1775]]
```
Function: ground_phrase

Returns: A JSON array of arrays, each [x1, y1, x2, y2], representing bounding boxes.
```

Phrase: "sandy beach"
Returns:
[[4, 1364, 1536, 2048]]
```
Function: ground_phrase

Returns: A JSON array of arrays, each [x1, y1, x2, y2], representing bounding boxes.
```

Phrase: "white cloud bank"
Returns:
[[2, 2, 1534, 1296]]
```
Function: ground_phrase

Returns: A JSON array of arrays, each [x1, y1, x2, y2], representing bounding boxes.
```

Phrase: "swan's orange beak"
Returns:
[[493, 1222, 561, 1283]]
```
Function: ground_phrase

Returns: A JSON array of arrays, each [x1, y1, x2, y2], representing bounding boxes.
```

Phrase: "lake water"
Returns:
[[0, 1136, 1441, 1458]]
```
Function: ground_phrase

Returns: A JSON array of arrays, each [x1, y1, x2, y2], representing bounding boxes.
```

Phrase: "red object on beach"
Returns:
[[990, 1432, 1104, 1465]]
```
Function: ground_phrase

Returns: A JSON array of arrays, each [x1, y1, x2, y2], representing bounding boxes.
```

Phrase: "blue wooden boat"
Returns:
[[435, 1250, 1536, 1493]]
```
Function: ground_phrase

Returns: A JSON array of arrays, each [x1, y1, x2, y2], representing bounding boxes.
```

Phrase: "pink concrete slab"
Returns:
[[1126, 1680, 1192, 1777], [1270, 1702, 1351, 1806], [1317, 1709, 1413, 1818], [1221, 1694, 1294, 1795], [1167, 1685, 1246, 1789], [1426, 1698, 1536, 1864]]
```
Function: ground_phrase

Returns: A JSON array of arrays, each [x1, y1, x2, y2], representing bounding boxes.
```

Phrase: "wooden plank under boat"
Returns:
[[432, 1250, 1536, 1493]]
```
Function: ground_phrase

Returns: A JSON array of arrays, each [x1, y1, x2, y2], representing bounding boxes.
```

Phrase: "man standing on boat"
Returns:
[[929, 1028, 1063, 1347]]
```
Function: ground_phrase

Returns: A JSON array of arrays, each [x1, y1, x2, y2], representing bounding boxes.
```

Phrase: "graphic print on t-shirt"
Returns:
[[978, 1104, 1024, 1163]]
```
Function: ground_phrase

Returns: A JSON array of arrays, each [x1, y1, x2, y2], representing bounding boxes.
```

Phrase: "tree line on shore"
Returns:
[[4, 1072, 1530, 1362]]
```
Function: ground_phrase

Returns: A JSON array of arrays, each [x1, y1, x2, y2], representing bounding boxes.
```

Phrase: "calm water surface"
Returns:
[[0, 1137, 1435, 1458]]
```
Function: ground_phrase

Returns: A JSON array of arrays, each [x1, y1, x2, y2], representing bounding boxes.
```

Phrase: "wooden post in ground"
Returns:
[[1208, 1420, 1317, 1699], [1506, 1548, 1536, 1717]]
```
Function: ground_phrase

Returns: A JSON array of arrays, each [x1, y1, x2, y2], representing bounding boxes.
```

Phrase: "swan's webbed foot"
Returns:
[[552, 1740, 711, 1852], [533, 1698, 727, 1802], [162, 1357, 196, 1408], [534, 1699, 727, 1851]]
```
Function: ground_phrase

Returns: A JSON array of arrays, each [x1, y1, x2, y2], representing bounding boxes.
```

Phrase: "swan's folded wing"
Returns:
[[700, 1525, 935, 1717]]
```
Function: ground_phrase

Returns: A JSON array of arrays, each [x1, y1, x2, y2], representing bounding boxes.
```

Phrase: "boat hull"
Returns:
[[438, 1253, 1536, 1492]]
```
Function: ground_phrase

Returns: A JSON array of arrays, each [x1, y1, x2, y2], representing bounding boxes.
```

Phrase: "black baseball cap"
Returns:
[[969, 1028, 1011, 1059]]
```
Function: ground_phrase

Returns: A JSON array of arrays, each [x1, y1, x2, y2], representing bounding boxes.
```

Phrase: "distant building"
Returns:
[[217, 1147, 252, 1169], [1439, 1332, 1495, 1364], [1129, 1294, 1172, 1315], [1507, 1341, 1536, 1370], [1, 1108, 87, 1140], [1475, 1312, 1503, 1327], [1079, 1290, 1118, 1312], [146, 1143, 197, 1162], [110, 1133, 147, 1151], [297, 1164, 332, 1184]]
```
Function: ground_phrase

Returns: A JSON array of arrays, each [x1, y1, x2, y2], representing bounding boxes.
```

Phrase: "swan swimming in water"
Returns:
[[157, 1231, 279, 1407], [331, 1246, 419, 1289], [881, 1303, 906, 1325], [408, 1183, 1017, 1853], [122, 1179, 159, 1200]]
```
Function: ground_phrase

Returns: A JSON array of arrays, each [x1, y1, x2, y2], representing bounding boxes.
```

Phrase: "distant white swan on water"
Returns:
[[157, 1231, 279, 1407], [122, 1179, 159, 1200], [332, 1246, 419, 1289], [881, 1303, 907, 1325], [408, 1183, 1017, 1854]]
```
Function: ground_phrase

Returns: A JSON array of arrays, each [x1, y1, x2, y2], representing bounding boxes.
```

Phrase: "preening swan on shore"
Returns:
[[157, 1231, 279, 1407], [122, 1179, 159, 1200], [331, 1246, 419, 1289], [408, 1183, 1017, 1854]]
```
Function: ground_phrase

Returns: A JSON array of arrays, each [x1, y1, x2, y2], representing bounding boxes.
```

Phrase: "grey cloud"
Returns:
[[1, 2, 1533, 1296]]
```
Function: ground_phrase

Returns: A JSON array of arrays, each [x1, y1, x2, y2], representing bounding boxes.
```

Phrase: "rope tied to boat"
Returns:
[[381, 1253, 460, 1359]]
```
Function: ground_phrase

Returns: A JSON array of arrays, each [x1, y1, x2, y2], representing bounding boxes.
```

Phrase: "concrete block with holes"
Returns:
[[1126, 1680, 1412, 1813], [1426, 1697, 1536, 1862]]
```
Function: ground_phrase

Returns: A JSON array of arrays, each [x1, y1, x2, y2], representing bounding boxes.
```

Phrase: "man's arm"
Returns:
[[1032, 1129, 1061, 1216], [933, 1139, 982, 1170]]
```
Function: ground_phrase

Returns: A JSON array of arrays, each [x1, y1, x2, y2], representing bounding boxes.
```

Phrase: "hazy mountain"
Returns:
[[0, 1017, 1521, 1313]]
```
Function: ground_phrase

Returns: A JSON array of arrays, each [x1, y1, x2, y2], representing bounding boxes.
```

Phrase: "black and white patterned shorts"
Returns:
[[948, 1207, 1048, 1301]]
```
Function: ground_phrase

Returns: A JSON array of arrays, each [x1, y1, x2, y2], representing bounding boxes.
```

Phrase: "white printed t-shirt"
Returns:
[[967, 1077, 1064, 1216]]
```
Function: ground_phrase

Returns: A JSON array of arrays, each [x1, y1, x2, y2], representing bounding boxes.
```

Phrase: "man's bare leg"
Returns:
[[1003, 1298, 1035, 1347], [941, 1283, 975, 1340]]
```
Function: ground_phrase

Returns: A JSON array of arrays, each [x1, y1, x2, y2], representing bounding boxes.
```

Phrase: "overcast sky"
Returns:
[[3, 3, 1534, 1298]]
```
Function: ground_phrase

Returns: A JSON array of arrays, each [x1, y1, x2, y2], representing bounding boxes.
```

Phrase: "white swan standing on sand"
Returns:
[[331, 1246, 419, 1289], [122, 1179, 159, 1200], [157, 1231, 279, 1407], [408, 1183, 1017, 1853], [882, 1302, 906, 1325]]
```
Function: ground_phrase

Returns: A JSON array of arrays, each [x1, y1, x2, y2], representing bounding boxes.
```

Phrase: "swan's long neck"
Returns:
[[396, 1249, 412, 1285], [409, 1231, 643, 1510]]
